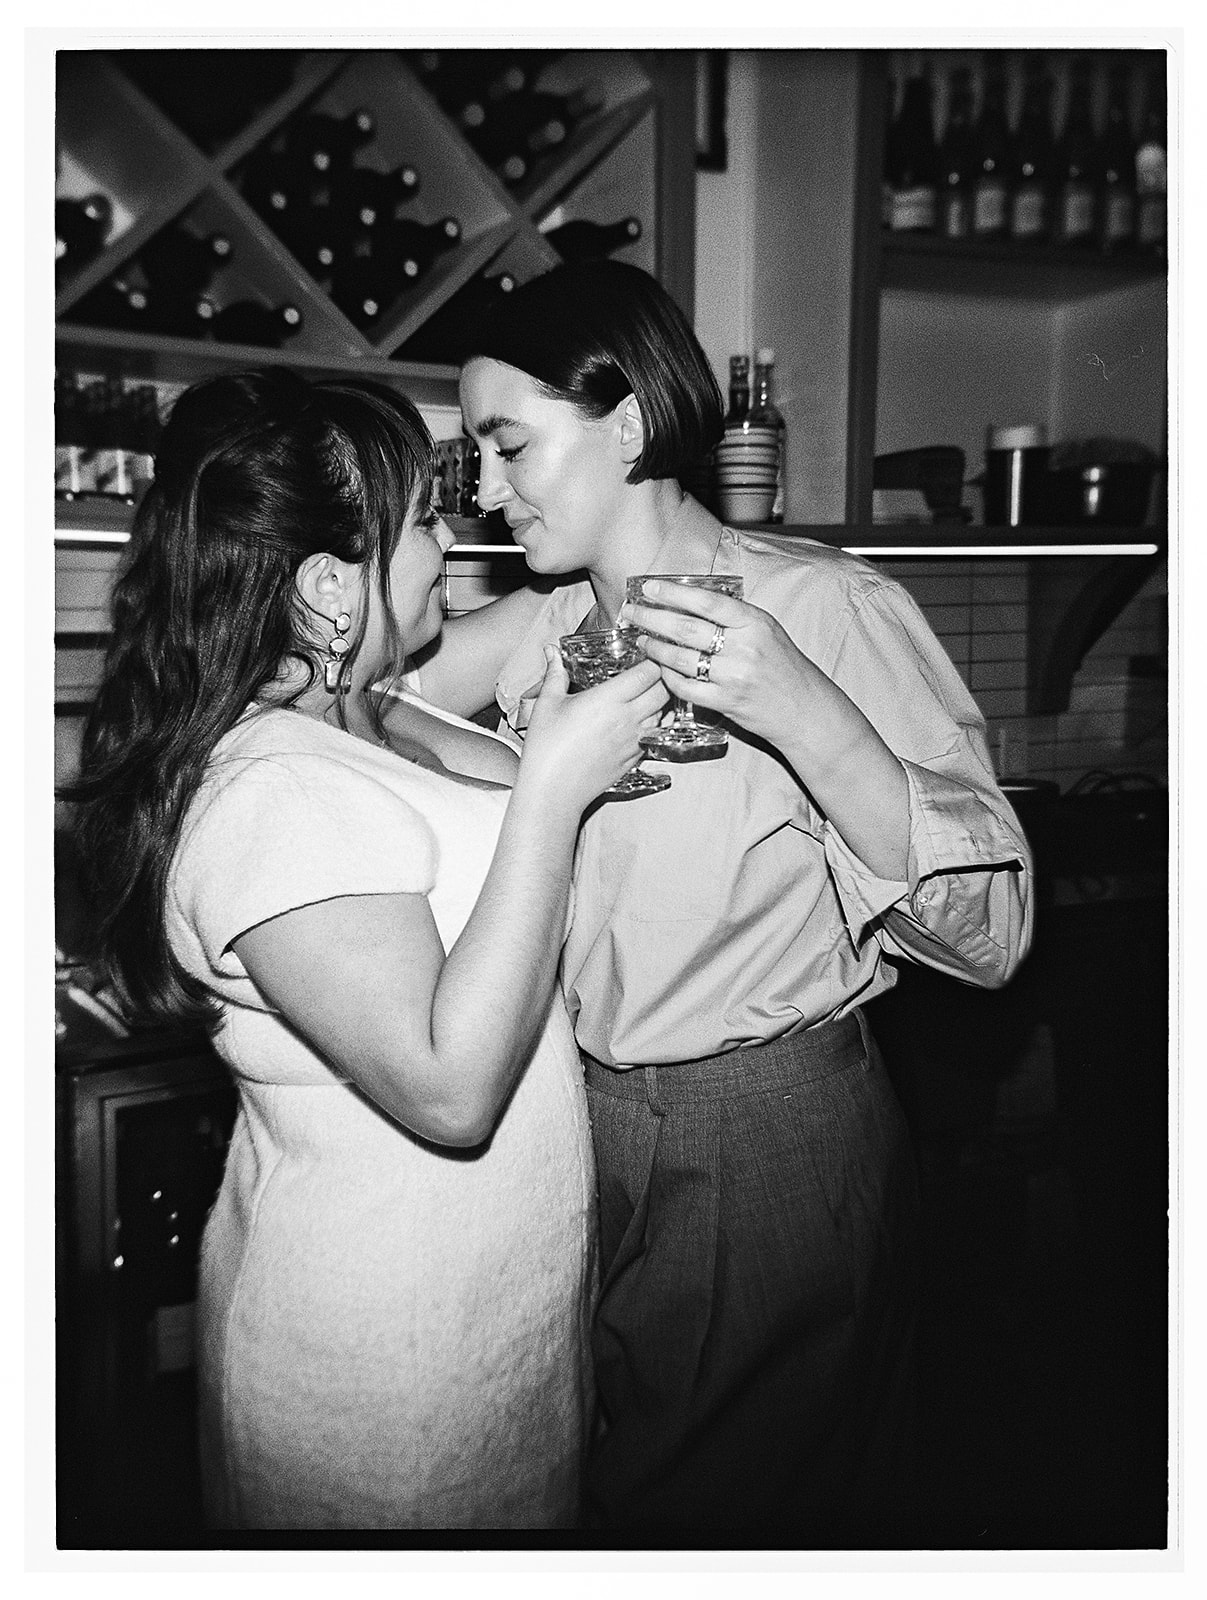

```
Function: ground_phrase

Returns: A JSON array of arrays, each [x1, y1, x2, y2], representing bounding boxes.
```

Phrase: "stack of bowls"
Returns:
[[713, 424, 780, 523]]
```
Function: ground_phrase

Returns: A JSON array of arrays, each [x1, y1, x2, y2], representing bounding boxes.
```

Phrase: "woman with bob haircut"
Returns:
[[392, 260, 1035, 1539], [62, 366, 667, 1530]]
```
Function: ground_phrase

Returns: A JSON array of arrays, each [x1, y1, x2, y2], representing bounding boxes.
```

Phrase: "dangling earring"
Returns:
[[324, 612, 352, 693]]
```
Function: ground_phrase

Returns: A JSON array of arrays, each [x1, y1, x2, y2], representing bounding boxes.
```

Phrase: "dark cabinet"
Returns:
[[56, 1033, 236, 1545]]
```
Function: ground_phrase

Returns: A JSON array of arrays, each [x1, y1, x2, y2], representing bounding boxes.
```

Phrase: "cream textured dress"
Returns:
[[166, 706, 596, 1531]]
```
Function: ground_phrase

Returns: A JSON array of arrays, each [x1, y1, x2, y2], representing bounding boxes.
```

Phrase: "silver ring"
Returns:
[[695, 651, 711, 683], [705, 622, 726, 657]]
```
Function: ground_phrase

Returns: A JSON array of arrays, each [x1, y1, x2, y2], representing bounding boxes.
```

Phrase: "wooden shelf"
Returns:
[[879, 230, 1168, 302]]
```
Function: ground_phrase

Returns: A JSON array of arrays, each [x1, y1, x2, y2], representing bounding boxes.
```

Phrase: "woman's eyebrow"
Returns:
[[466, 413, 522, 438]]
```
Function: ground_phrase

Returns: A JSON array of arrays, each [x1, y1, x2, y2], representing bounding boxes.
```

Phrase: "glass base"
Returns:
[[640, 723, 729, 755], [605, 766, 672, 797]]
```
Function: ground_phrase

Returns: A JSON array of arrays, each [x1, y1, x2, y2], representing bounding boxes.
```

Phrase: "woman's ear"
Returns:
[[295, 552, 361, 624], [617, 393, 645, 465]]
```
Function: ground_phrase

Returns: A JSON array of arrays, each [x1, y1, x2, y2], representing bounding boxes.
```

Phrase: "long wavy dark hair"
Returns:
[[60, 367, 437, 1026]]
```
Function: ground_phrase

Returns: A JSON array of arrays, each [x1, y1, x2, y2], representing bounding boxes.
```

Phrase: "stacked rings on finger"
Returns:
[[705, 622, 726, 657], [695, 652, 712, 683]]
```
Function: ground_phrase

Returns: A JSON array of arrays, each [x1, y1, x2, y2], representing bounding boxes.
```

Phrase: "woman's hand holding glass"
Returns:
[[517, 640, 669, 810], [623, 578, 817, 751]]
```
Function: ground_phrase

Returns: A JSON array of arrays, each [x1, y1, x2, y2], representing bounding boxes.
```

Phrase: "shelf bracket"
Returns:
[[1026, 553, 1163, 715]]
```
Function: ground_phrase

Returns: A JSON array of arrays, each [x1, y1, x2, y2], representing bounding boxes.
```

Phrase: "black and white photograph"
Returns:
[[30, 4, 1195, 1584]]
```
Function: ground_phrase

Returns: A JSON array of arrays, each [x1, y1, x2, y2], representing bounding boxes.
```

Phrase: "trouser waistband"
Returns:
[[581, 1012, 867, 1108]]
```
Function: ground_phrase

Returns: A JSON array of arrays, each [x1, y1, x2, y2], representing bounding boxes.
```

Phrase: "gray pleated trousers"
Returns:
[[581, 1011, 920, 1542]]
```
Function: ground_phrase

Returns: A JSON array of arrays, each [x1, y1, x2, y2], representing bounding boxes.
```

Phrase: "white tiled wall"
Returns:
[[882, 557, 1168, 792]]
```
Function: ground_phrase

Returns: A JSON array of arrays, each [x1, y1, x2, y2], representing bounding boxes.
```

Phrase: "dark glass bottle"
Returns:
[[239, 147, 303, 240], [1135, 64, 1166, 257], [55, 193, 113, 284], [138, 226, 233, 296], [543, 215, 642, 263], [397, 270, 519, 364], [1055, 56, 1101, 247], [749, 349, 786, 524], [285, 107, 376, 176], [67, 273, 152, 333], [725, 354, 751, 425], [333, 161, 422, 231], [380, 215, 463, 279], [1099, 60, 1138, 253], [884, 70, 940, 233], [1009, 56, 1056, 243], [938, 66, 976, 239], [459, 82, 605, 183], [972, 55, 1012, 240], [210, 299, 303, 347]]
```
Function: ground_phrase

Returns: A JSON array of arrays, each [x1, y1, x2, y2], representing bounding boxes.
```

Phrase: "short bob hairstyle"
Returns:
[[463, 260, 724, 485]]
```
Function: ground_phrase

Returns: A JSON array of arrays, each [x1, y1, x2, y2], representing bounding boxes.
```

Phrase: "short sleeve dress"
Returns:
[[166, 706, 597, 1531]]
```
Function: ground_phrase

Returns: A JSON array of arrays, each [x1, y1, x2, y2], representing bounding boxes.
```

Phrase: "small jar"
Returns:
[[982, 423, 1051, 527]]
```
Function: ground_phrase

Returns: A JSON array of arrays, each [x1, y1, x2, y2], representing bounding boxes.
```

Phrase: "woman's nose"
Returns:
[[474, 452, 510, 512]]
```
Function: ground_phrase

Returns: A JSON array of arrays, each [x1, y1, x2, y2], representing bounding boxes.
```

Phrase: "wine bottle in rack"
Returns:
[[937, 66, 976, 239], [1054, 56, 1100, 248], [1009, 56, 1055, 243], [138, 226, 234, 296], [55, 193, 113, 285], [238, 146, 307, 244], [379, 215, 463, 279], [459, 82, 606, 182], [396, 269, 518, 363], [1100, 60, 1138, 253], [334, 161, 422, 231], [285, 107, 376, 176], [1134, 65, 1166, 258], [971, 55, 1012, 240], [68, 273, 152, 333], [543, 215, 642, 263], [210, 299, 304, 347], [884, 69, 939, 232]]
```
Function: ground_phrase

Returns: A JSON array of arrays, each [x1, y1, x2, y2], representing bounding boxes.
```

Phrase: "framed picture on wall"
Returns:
[[695, 50, 728, 171]]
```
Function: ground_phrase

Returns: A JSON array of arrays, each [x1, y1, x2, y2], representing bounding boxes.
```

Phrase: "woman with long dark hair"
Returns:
[[63, 367, 665, 1530], [393, 260, 1035, 1540]]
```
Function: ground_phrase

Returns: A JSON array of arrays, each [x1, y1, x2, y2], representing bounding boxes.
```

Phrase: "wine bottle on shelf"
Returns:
[[67, 273, 152, 333], [332, 161, 422, 232], [937, 66, 976, 239], [1135, 65, 1166, 257], [209, 299, 304, 347], [749, 349, 786, 524], [1009, 56, 1055, 243], [543, 215, 642, 263], [55, 193, 113, 284], [1099, 60, 1138, 253], [138, 226, 233, 295], [397, 270, 519, 363], [1054, 56, 1100, 247], [378, 215, 462, 280], [239, 146, 306, 240], [725, 354, 751, 425], [285, 107, 376, 176], [884, 69, 940, 233], [971, 55, 1012, 241], [459, 82, 606, 179]]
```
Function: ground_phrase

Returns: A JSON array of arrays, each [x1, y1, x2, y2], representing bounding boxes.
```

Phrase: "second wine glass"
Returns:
[[558, 626, 671, 798], [625, 573, 744, 756]]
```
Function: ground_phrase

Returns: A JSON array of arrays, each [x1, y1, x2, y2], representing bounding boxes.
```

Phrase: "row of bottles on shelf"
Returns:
[[60, 183, 643, 354], [407, 50, 606, 188], [55, 372, 163, 502], [884, 50, 1167, 254], [65, 214, 305, 347]]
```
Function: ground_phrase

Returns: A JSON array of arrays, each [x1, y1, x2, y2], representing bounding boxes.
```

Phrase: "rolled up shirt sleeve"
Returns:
[[813, 574, 1034, 991]]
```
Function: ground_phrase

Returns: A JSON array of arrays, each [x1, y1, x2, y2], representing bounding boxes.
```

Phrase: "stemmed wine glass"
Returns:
[[625, 573, 744, 756], [558, 627, 672, 798]]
